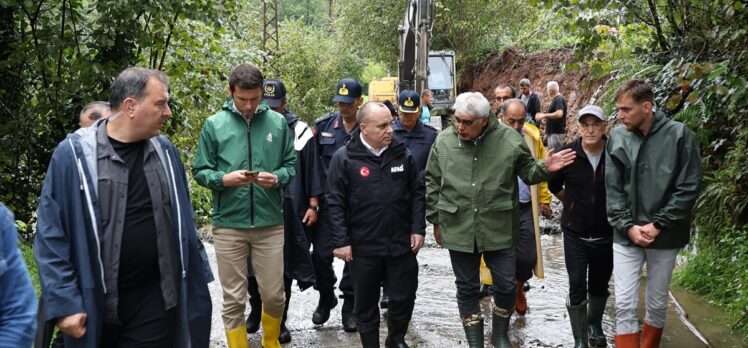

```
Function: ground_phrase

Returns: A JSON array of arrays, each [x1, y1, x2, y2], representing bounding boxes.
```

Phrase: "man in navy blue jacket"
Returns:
[[326, 102, 425, 348], [34, 67, 213, 347]]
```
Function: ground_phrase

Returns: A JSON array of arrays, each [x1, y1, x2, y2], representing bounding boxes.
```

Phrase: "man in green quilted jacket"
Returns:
[[425, 92, 576, 348]]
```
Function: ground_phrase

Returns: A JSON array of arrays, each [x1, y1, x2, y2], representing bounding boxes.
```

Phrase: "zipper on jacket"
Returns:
[[247, 119, 255, 227]]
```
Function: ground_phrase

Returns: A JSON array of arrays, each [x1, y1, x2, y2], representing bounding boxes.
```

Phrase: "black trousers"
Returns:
[[514, 203, 536, 283], [450, 246, 516, 316], [101, 281, 177, 347], [312, 207, 354, 309], [563, 230, 613, 305], [350, 252, 418, 333]]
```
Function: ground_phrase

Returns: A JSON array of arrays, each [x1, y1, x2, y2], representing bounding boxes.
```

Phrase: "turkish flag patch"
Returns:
[[359, 166, 370, 177]]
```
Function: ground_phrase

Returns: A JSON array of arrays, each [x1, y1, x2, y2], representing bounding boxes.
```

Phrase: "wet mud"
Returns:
[[205, 224, 743, 347]]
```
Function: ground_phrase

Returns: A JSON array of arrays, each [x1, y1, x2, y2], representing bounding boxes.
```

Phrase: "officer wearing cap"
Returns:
[[311, 77, 364, 332], [243, 79, 322, 344], [549, 104, 613, 347], [393, 90, 437, 178]]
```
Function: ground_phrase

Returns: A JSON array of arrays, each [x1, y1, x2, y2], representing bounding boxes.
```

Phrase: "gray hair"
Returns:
[[79, 101, 110, 121], [356, 101, 389, 124], [421, 89, 432, 98], [453, 92, 491, 118], [547, 80, 560, 92], [519, 78, 531, 87], [500, 99, 526, 115], [109, 68, 168, 109]]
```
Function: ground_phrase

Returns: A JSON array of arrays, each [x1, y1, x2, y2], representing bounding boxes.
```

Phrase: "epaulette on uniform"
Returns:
[[314, 112, 336, 125], [423, 123, 438, 132]]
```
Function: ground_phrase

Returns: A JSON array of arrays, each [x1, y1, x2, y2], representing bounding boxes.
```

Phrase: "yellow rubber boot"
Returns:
[[261, 311, 282, 348], [226, 325, 249, 348]]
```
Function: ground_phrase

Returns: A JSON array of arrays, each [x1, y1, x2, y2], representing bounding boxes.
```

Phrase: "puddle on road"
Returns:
[[205, 225, 744, 347]]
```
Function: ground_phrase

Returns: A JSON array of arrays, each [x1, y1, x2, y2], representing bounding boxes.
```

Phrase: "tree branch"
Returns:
[[645, 0, 671, 52], [158, 10, 181, 71]]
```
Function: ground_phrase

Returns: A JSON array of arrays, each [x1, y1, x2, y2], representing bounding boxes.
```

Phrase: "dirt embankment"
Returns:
[[459, 47, 612, 141]]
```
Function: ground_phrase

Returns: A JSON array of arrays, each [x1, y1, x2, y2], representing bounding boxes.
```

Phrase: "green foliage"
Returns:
[[19, 241, 40, 296], [270, 18, 365, 124], [0, 0, 235, 225], [335, 0, 541, 73], [540, 0, 748, 334]]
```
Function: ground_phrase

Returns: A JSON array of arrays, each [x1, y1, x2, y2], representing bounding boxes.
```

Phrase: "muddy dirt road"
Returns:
[[205, 226, 742, 347]]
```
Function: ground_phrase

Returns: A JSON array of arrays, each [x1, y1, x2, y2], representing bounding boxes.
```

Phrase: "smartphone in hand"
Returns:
[[244, 170, 259, 178]]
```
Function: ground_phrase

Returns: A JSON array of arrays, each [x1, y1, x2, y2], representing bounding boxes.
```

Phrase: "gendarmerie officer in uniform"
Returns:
[[244, 79, 322, 344], [327, 102, 425, 348], [311, 78, 363, 332], [392, 89, 438, 178]]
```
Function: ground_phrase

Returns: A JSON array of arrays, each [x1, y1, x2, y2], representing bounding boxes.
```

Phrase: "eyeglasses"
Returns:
[[453, 117, 478, 126]]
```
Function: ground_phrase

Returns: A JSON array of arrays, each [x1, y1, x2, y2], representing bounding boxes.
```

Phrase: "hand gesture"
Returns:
[[545, 148, 576, 173]]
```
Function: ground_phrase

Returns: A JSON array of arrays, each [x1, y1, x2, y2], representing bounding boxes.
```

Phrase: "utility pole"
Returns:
[[262, 0, 280, 75]]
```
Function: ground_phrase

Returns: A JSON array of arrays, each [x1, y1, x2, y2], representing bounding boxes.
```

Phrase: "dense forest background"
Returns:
[[1, 0, 746, 336]]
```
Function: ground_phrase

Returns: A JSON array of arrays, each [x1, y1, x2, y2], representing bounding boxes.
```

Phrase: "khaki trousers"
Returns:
[[213, 225, 285, 330]]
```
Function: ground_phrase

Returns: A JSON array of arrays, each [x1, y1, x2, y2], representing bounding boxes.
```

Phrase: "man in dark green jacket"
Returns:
[[606, 80, 702, 348], [425, 92, 576, 348], [193, 63, 296, 348]]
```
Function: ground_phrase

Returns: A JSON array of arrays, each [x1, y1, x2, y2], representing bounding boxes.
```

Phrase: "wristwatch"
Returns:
[[309, 205, 320, 213]]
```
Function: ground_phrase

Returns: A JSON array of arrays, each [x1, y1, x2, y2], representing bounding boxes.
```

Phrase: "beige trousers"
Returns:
[[213, 225, 285, 329]]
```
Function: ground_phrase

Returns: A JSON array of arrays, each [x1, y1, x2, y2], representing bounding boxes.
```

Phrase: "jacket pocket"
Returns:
[[483, 200, 517, 247], [436, 200, 458, 228]]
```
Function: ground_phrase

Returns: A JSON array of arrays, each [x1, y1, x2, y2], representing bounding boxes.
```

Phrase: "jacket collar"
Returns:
[[392, 118, 425, 134], [222, 98, 270, 122], [348, 129, 406, 162], [649, 109, 668, 135]]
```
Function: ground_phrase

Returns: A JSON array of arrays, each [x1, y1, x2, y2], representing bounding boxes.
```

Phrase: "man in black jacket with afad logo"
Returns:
[[326, 102, 425, 348]]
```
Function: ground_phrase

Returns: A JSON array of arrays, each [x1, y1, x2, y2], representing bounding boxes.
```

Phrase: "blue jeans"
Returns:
[[449, 246, 516, 316]]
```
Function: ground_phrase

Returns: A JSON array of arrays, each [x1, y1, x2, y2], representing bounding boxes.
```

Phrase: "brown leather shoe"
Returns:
[[641, 322, 663, 348], [514, 280, 527, 315], [614, 332, 639, 348]]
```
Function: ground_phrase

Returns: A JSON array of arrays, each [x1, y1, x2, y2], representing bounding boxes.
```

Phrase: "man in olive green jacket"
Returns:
[[425, 92, 576, 348], [193, 63, 296, 348], [606, 80, 702, 348]]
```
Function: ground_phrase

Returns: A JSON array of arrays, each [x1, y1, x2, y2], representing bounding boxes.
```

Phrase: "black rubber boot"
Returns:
[[461, 313, 484, 348], [312, 291, 337, 325], [567, 298, 589, 348], [490, 307, 512, 348], [478, 284, 493, 299], [278, 277, 292, 344], [246, 276, 262, 333], [384, 318, 409, 348], [342, 295, 357, 332], [359, 330, 380, 348], [587, 295, 608, 347]]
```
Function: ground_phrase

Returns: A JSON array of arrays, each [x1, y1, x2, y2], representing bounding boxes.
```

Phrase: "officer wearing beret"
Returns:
[[311, 78, 363, 332], [393, 90, 438, 179]]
